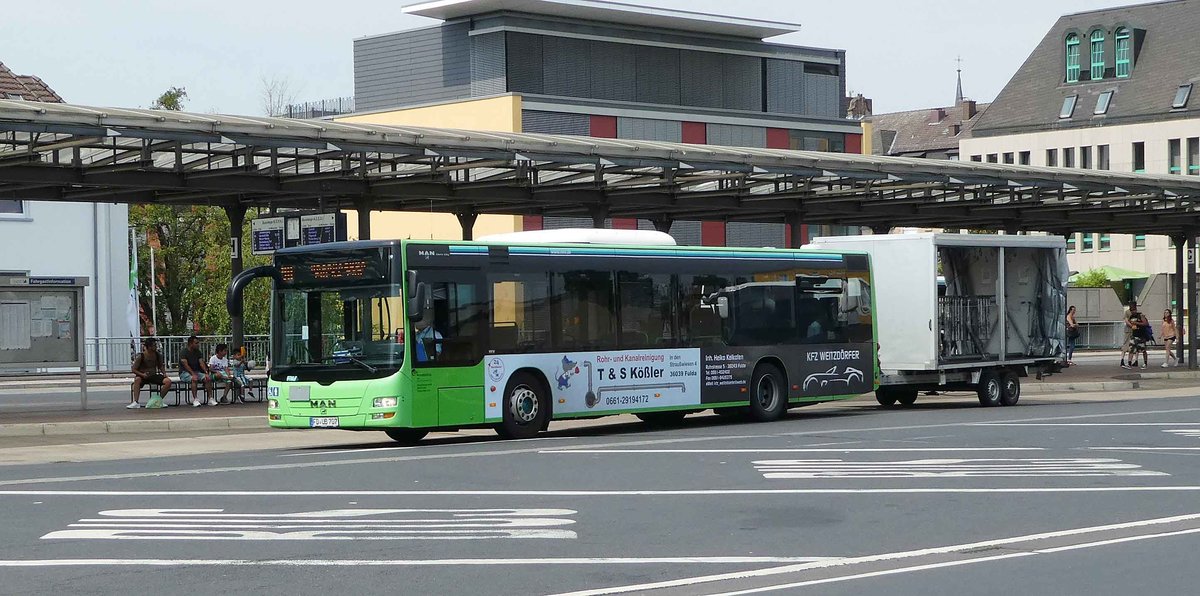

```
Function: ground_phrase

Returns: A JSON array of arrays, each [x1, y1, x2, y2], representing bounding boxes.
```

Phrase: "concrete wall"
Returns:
[[961, 117, 1200, 274], [0, 201, 129, 341]]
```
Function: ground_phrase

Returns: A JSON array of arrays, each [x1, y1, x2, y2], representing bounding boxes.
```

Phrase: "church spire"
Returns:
[[955, 56, 965, 103]]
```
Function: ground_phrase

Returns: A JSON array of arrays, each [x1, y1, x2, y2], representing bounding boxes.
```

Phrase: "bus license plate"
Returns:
[[310, 417, 339, 428]]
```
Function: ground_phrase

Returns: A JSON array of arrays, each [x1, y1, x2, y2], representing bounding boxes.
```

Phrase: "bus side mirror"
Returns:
[[716, 296, 730, 319], [408, 282, 430, 323]]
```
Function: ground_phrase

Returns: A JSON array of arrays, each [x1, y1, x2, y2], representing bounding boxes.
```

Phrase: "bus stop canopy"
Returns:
[[3, 99, 1200, 236]]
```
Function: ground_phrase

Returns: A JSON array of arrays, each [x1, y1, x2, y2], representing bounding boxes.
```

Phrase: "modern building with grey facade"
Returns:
[[352, 0, 863, 246]]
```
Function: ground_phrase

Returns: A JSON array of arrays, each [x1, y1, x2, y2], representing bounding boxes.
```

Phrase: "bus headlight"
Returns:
[[373, 397, 398, 408], [268, 399, 279, 409]]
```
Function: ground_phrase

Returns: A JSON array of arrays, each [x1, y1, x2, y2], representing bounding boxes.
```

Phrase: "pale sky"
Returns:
[[2, 0, 1137, 116]]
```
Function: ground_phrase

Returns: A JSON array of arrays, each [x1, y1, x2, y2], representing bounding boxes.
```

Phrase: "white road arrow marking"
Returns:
[[42, 508, 577, 541], [752, 458, 1167, 479]]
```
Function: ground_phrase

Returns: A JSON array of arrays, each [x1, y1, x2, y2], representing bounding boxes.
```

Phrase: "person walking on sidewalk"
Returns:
[[179, 335, 214, 407], [1161, 309, 1179, 368], [130, 338, 172, 409], [1065, 305, 1079, 366], [1121, 301, 1144, 369]]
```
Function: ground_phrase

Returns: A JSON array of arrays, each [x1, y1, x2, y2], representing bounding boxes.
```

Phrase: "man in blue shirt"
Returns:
[[414, 316, 443, 363]]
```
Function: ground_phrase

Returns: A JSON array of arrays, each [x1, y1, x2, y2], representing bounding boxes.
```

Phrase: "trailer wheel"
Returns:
[[1000, 371, 1021, 406], [895, 389, 919, 407], [496, 372, 547, 440], [977, 371, 1003, 407], [875, 389, 897, 407], [748, 364, 786, 422]]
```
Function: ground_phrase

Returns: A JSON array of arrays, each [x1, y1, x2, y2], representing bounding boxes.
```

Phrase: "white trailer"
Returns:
[[806, 233, 1068, 407]]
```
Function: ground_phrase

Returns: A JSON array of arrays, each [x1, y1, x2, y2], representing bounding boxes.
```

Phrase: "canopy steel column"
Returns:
[[225, 205, 247, 351], [589, 206, 609, 229], [1190, 232, 1198, 369], [456, 212, 478, 241], [786, 213, 804, 249], [652, 217, 673, 234], [1175, 234, 1186, 365], [356, 199, 372, 241]]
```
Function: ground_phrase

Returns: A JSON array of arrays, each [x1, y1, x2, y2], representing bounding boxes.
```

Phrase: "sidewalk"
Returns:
[[1, 350, 1196, 438]]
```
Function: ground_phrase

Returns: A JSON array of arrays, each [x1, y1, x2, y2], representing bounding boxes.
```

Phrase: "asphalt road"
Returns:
[[2, 395, 1200, 595]]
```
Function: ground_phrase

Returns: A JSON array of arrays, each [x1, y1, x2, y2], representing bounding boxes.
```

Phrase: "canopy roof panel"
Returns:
[[2, 99, 1200, 236]]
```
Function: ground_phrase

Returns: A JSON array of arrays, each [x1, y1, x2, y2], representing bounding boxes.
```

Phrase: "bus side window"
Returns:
[[489, 275, 551, 354], [678, 274, 728, 347], [617, 272, 671, 349], [552, 270, 615, 351]]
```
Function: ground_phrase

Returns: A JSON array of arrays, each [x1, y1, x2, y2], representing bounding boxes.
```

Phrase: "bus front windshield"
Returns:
[[277, 284, 405, 376]]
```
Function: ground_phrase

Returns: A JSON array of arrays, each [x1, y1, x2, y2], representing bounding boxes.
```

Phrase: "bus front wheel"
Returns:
[[497, 372, 548, 440], [748, 364, 786, 422], [384, 428, 429, 445]]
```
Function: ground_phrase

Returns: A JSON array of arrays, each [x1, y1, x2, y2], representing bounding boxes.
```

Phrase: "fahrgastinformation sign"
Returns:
[[0, 274, 90, 407]]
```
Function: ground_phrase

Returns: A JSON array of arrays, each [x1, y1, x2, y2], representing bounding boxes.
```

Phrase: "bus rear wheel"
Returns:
[[384, 428, 429, 445], [635, 411, 688, 426], [875, 389, 897, 407], [497, 372, 547, 440], [748, 364, 786, 422]]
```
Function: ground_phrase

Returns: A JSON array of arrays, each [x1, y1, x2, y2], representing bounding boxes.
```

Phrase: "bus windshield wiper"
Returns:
[[319, 355, 379, 374]]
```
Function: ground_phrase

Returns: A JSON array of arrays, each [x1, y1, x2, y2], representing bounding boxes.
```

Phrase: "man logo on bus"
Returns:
[[556, 356, 580, 390], [487, 358, 505, 383]]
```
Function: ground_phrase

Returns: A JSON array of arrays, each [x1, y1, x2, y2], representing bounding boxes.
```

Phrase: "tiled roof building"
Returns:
[[0, 62, 63, 102]]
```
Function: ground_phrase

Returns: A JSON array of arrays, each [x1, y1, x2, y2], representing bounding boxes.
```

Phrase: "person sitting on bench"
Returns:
[[130, 337, 172, 409]]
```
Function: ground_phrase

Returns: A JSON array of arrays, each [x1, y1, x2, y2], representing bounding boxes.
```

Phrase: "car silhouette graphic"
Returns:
[[802, 366, 864, 391]]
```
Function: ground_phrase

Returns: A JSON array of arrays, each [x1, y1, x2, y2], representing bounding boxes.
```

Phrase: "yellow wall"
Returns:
[[336, 95, 523, 133], [334, 95, 526, 241], [860, 120, 874, 155]]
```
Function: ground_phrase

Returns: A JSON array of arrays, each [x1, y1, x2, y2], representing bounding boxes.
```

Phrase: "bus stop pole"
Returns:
[[79, 285, 87, 410], [1175, 234, 1186, 365], [226, 205, 246, 350], [1189, 232, 1198, 369]]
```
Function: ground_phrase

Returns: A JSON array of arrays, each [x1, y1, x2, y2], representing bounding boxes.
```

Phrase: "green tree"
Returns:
[[150, 86, 188, 111], [1073, 268, 1110, 288], [131, 87, 269, 337]]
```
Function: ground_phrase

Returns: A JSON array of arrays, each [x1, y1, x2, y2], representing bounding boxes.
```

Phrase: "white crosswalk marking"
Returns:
[[752, 458, 1167, 479], [42, 508, 578, 541], [1163, 429, 1200, 439]]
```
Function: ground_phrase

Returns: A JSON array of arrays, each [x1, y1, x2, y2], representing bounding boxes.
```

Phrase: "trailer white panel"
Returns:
[[807, 233, 1067, 376], [806, 235, 938, 371]]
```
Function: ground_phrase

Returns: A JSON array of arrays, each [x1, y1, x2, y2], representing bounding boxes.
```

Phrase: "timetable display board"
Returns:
[[0, 276, 87, 368], [301, 213, 338, 246], [252, 213, 346, 255], [251, 217, 285, 255]]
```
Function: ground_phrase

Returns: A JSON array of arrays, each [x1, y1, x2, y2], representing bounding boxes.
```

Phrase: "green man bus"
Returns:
[[227, 230, 877, 444]]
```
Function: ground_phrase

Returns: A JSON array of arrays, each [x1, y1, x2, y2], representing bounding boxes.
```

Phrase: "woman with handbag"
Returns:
[[1065, 305, 1080, 366]]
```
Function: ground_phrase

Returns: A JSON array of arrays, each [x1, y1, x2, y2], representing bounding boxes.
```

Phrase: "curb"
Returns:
[[0, 415, 267, 438], [1024, 381, 1140, 393]]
